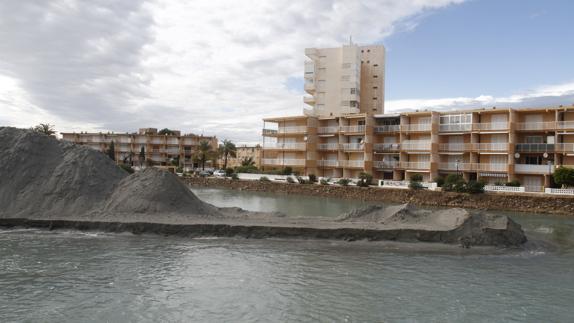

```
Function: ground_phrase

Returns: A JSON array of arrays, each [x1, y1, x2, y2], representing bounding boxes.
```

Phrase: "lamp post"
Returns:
[[455, 159, 460, 177]]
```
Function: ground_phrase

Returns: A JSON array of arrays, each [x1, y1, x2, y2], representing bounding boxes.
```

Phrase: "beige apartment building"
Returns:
[[262, 43, 574, 192], [62, 128, 218, 171], [218, 145, 262, 169]]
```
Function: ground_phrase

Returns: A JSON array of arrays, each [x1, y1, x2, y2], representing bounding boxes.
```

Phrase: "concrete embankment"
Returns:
[[185, 177, 574, 216]]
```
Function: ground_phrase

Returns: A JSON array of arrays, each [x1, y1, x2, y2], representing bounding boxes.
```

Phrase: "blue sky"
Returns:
[[385, 0, 573, 100]]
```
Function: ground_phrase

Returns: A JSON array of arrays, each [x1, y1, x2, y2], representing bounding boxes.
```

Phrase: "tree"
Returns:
[[219, 139, 237, 170], [357, 172, 373, 187], [107, 141, 116, 161], [196, 140, 215, 170], [139, 146, 146, 167], [32, 123, 56, 136], [553, 166, 574, 188], [158, 128, 176, 135], [241, 157, 256, 167]]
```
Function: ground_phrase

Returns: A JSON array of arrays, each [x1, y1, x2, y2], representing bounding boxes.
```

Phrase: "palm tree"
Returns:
[[219, 140, 237, 169], [107, 141, 116, 161], [32, 123, 56, 136], [196, 140, 215, 170], [241, 157, 256, 167]]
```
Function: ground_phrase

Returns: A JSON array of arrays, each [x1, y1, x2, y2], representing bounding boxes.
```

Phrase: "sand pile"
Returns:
[[0, 127, 219, 219]]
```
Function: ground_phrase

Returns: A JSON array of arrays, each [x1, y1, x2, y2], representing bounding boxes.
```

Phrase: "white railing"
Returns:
[[262, 158, 305, 166], [182, 138, 197, 145], [317, 126, 339, 134], [399, 161, 430, 169], [263, 143, 306, 150], [167, 139, 179, 145], [516, 122, 556, 131], [401, 141, 431, 151], [374, 125, 400, 133], [317, 160, 339, 167], [378, 180, 437, 190], [515, 143, 554, 153], [473, 163, 508, 172], [304, 83, 315, 92], [278, 126, 307, 134], [374, 143, 400, 151], [401, 123, 432, 132], [150, 139, 163, 144], [556, 144, 574, 153], [439, 143, 471, 151], [525, 186, 545, 193], [317, 143, 339, 150], [340, 125, 365, 133], [339, 160, 364, 168], [473, 143, 509, 151], [556, 121, 574, 129], [438, 163, 473, 171], [514, 164, 555, 174], [341, 143, 364, 151], [545, 188, 574, 195], [118, 138, 132, 144], [485, 185, 525, 193], [374, 160, 399, 169], [439, 123, 472, 132], [473, 122, 509, 131]]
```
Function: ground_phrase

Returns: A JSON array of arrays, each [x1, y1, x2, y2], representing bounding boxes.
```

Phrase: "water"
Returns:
[[0, 188, 573, 322]]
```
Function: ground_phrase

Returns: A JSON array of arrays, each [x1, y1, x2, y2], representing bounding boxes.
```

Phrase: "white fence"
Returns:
[[484, 185, 526, 193], [545, 188, 574, 195], [378, 180, 437, 190]]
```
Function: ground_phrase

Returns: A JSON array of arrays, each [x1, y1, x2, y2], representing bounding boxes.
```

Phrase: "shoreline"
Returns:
[[184, 177, 574, 216]]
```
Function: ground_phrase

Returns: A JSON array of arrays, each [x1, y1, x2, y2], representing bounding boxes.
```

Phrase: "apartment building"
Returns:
[[218, 145, 262, 169], [262, 43, 574, 192], [62, 128, 218, 170]]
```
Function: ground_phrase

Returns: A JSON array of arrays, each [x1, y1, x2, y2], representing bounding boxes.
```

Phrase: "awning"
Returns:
[[479, 173, 508, 178]]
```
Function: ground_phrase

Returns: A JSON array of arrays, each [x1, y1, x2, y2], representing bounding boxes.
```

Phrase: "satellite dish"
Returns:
[[514, 153, 520, 159], [543, 152, 549, 158]]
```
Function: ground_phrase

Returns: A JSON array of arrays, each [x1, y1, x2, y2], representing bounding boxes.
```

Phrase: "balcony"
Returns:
[[262, 129, 278, 136], [339, 160, 364, 168], [277, 126, 307, 135], [515, 143, 554, 153], [439, 123, 472, 132], [374, 125, 400, 133], [304, 82, 315, 93], [374, 160, 399, 169], [439, 143, 472, 152], [341, 143, 364, 151], [166, 148, 180, 154], [374, 143, 400, 152], [150, 139, 164, 144], [263, 143, 306, 151], [317, 126, 339, 134], [340, 125, 365, 133], [557, 121, 574, 129], [166, 139, 179, 145], [473, 122, 509, 131], [401, 141, 431, 151], [473, 163, 508, 172], [317, 143, 339, 151], [401, 123, 432, 132], [317, 160, 339, 167], [399, 161, 430, 170], [516, 122, 556, 131], [515, 164, 555, 174], [438, 162, 473, 171], [262, 158, 305, 166], [473, 143, 509, 151], [303, 96, 315, 105], [556, 143, 574, 153]]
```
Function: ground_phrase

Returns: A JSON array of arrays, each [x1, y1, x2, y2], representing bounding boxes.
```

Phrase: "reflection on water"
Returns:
[[0, 188, 573, 322]]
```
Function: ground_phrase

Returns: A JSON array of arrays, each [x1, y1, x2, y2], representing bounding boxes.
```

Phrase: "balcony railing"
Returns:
[[401, 141, 431, 151], [439, 143, 472, 152], [317, 160, 339, 167], [438, 162, 473, 171], [317, 143, 339, 150], [317, 126, 339, 134], [278, 126, 307, 134], [340, 125, 365, 133], [514, 164, 555, 174], [401, 123, 432, 132], [473, 163, 508, 172], [473, 122, 509, 131], [373, 143, 400, 152], [399, 161, 430, 169], [262, 158, 305, 166], [556, 143, 574, 153], [304, 83, 315, 92], [473, 143, 509, 151], [263, 143, 306, 150], [341, 143, 364, 151], [439, 123, 472, 132], [374, 125, 400, 133], [262, 129, 278, 136], [515, 143, 554, 153], [374, 160, 399, 169], [516, 122, 556, 131], [556, 121, 574, 129], [339, 160, 364, 168]]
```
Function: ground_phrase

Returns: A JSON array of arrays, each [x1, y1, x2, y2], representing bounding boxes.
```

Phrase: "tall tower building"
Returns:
[[303, 43, 385, 117]]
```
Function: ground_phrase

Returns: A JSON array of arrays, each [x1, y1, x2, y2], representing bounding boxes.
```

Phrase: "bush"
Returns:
[[357, 172, 373, 187], [235, 165, 258, 173], [320, 178, 330, 185], [409, 181, 423, 190], [494, 181, 505, 186], [466, 180, 485, 194], [225, 168, 234, 177], [282, 167, 293, 175], [119, 164, 135, 174], [443, 174, 466, 193], [434, 176, 445, 187], [308, 174, 317, 183], [553, 166, 574, 187], [231, 173, 239, 180], [259, 176, 271, 182], [337, 178, 350, 186], [506, 180, 521, 187]]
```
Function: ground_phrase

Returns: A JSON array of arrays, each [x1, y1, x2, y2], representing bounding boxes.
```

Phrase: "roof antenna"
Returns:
[[349, 35, 353, 45]]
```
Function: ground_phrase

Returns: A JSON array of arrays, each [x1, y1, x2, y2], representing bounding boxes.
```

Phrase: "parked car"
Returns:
[[213, 169, 226, 177], [198, 171, 211, 177]]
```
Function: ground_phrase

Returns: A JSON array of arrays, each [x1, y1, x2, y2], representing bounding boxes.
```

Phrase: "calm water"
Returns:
[[0, 188, 573, 322]]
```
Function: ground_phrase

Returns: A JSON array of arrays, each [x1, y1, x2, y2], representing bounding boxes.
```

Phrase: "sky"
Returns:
[[1, 0, 573, 144]]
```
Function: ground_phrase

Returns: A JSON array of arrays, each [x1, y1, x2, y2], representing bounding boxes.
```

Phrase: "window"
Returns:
[[525, 136, 543, 144], [373, 86, 378, 89], [373, 97, 377, 100], [341, 75, 350, 82], [350, 88, 357, 94], [373, 64, 378, 67], [367, 49, 370, 52], [367, 60, 370, 63], [373, 75, 378, 78], [358, 120, 366, 126]]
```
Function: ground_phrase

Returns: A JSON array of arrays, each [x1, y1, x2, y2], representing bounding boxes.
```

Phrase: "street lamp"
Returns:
[[455, 159, 460, 177]]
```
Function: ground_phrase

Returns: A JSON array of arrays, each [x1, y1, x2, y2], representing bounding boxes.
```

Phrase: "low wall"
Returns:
[[184, 177, 574, 216]]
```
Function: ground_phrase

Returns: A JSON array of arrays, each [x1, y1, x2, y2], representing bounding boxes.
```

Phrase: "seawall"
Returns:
[[184, 177, 574, 216]]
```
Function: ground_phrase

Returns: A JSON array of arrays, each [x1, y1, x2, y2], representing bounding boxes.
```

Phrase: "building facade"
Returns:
[[262, 43, 574, 192], [62, 128, 218, 171], [218, 145, 262, 169]]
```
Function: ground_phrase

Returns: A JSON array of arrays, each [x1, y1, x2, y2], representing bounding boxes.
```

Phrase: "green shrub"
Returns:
[[282, 167, 293, 175], [320, 178, 330, 185], [176, 166, 183, 173], [433, 176, 445, 187], [466, 180, 485, 194], [410, 173, 423, 182], [231, 173, 239, 180], [506, 180, 521, 187], [259, 176, 271, 182], [235, 165, 258, 173], [357, 172, 373, 187], [553, 166, 574, 187], [338, 178, 350, 186], [119, 164, 135, 174], [409, 181, 423, 190], [494, 181, 504, 186], [308, 174, 318, 183], [225, 168, 234, 177], [296, 176, 307, 184], [286, 176, 295, 183], [443, 174, 466, 192]]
